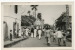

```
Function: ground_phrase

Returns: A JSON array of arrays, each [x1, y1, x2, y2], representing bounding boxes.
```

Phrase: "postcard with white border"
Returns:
[[1, 2, 74, 50]]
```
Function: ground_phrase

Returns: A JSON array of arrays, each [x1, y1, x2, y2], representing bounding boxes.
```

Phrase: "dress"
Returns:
[[46, 30, 51, 44]]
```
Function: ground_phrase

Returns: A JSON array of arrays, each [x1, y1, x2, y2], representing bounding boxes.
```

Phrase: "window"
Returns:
[[15, 5, 18, 14]]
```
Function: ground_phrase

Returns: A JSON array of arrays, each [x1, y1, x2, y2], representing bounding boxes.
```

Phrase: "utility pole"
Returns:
[[66, 5, 69, 31]]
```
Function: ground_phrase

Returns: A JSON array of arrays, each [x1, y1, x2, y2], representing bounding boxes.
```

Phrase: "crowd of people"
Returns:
[[22, 26, 70, 46], [22, 27, 43, 40]]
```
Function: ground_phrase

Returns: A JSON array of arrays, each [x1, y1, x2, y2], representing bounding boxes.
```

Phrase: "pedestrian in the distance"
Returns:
[[45, 26, 51, 46], [10, 30, 12, 41], [56, 28, 63, 46], [34, 27, 37, 38], [14, 29, 17, 38], [62, 31, 66, 46], [53, 31, 56, 42], [22, 28, 26, 38], [23, 28, 26, 38], [25, 27, 29, 37], [66, 30, 70, 39], [28, 29, 31, 36], [31, 27, 34, 38], [42, 28, 45, 36], [38, 28, 42, 40]]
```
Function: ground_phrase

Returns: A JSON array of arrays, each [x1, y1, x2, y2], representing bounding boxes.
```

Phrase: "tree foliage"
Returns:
[[21, 15, 36, 26]]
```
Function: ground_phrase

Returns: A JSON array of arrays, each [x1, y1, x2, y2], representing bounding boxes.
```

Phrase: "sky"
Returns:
[[21, 5, 66, 25]]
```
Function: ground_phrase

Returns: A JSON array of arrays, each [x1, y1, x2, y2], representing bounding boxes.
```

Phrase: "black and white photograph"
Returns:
[[2, 2, 73, 48]]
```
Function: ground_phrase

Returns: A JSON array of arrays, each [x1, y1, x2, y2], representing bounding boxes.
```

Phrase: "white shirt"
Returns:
[[53, 33, 56, 38], [38, 30, 42, 34], [34, 29, 37, 33], [56, 31, 63, 38], [46, 30, 51, 37], [26, 28, 29, 33]]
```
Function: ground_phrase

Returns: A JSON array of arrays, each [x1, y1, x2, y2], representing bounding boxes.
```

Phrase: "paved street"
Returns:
[[11, 36, 71, 47]]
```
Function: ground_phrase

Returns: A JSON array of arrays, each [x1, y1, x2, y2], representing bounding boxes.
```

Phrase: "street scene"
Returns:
[[3, 4, 72, 47]]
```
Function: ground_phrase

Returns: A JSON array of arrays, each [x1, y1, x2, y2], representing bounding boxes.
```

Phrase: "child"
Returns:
[[53, 31, 56, 42], [10, 30, 12, 41]]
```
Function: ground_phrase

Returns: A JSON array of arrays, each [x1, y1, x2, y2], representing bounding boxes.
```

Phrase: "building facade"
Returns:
[[3, 5, 22, 41], [34, 18, 44, 29]]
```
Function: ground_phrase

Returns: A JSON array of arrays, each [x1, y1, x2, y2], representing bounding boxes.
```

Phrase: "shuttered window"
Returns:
[[15, 5, 18, 14]]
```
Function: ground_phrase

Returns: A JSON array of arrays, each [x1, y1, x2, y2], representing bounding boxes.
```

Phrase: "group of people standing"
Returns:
[[31, 27, 42, 39], [22, 26, 70, 46], [22, 27, 44, 40], [45, 27, 69, 46]]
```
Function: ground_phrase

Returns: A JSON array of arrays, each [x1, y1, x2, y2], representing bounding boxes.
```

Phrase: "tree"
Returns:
[[30, 5, 38, 18], [21, 15, 36, 26]]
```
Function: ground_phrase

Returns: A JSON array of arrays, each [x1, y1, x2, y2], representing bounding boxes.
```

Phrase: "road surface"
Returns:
[[11, 36, 71, 47]]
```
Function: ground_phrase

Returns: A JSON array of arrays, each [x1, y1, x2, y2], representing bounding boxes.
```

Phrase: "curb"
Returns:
[[4, 38, 27, 48]]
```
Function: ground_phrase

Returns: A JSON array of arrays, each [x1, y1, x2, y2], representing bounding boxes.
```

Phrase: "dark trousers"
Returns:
[[53, 38, 56, 42], [42, 31, 44, 36], [45, 37, 50, 46], [58, 38, 61, 46], [46, 37, 48, 43], [10, 34, 12, 41], [63, 39, 66, 46]]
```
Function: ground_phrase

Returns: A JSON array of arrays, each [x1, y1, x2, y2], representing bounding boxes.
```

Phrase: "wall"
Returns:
[[3, 5, 22, 41]]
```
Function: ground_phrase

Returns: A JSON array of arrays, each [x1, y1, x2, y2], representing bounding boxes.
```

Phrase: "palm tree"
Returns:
[[27, 11, 30, 16], [30, 5, 38, 18]]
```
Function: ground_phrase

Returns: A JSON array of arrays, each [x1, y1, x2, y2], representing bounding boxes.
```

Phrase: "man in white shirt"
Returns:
[[25, 27, 29, 37], [56, 29, 63, 46], [38, 29, 42, 40], [34, 28, 37, 38]]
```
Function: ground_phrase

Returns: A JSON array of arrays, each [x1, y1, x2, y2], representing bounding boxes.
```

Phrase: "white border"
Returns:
[[0, 1, 74, 50]]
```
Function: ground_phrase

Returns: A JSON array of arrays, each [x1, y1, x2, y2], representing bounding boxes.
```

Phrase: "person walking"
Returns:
[[34, 27, 37, 38], [45, 26, 51, 46], [53, 31, 56, 42], [25, 27, 29, 37], [31, 27, 34, 38], [56, 29, 63, 46], [42, 28, 45, 36], [62, 31, 66, 46], [28, 29, 31, 36], [10, 30, 12, 41], [23, 28, 26, 38], [14, 29, 17, 38], [38, 28, 42, 40]]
